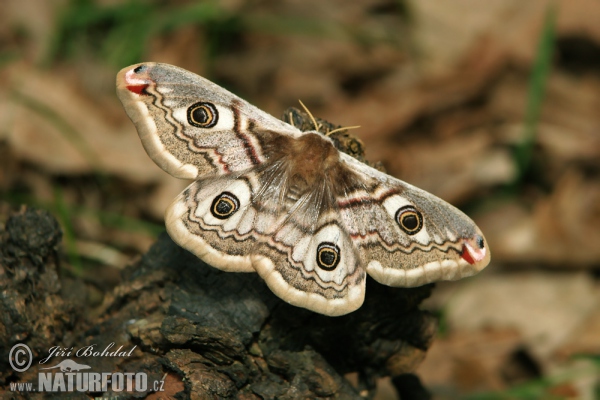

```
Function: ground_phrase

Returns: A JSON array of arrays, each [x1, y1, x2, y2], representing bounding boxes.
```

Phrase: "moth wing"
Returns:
[[166, 175, 257, 274], [166, 162, 366, 316], [116, 62, 302, 180], [251, 178, 366, 317], [337, 153, 490, 288]]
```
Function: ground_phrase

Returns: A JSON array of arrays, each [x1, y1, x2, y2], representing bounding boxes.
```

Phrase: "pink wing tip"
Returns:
[[460, 235, 487, 265], [122, 64, 151, 95]]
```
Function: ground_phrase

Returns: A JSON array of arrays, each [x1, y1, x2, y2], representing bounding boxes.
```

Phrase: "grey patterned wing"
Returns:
[[336, 153, 490, 288], [166, 159, 366, 316], [116, 63, 302, 179]]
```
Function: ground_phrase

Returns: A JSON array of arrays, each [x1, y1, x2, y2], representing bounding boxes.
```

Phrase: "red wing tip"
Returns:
[[126, 84, 149, 95], [460, 235, 488, 265], [461, 244, 476, 265], [120, 64, 151, 95]]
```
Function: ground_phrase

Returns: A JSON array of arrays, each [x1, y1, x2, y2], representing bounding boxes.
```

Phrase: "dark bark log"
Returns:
[[1, 207, 436, 399]]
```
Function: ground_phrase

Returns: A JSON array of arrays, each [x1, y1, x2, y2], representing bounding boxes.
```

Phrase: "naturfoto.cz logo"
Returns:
[[8, 343, 165, 394]]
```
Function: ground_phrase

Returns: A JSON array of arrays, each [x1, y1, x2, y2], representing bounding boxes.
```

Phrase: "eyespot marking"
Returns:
[[477, 235, 485, 249], [316, 242, 340, 271], [210, 192, 239, 219], [188, 102, 219, 128], [395, 206, 423, 235]]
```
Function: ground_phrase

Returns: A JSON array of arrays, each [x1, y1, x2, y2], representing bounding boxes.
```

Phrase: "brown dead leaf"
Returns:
[[379, 132, 515, 203], [479, 170, 600, 266], [6, 63, 161, 182], [411, 0, 522, 75], [554, 304, 600, 359], [418, 328, 522, 393], [444, 271, 600, 362]]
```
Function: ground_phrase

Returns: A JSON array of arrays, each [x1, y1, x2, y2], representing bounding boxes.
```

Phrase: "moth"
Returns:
[[117, 63, 490, 316]]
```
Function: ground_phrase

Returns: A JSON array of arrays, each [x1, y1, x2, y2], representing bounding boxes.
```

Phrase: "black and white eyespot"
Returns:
[[395, 206, 423, 235], [187, 102, 219, 128], [476, 235, 485, 249], [210, 192, 239, 219], [316, 242, 341, 271]]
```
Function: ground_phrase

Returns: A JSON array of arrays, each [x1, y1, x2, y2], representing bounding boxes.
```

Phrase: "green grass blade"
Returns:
[[512, 4, 556, 185]]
